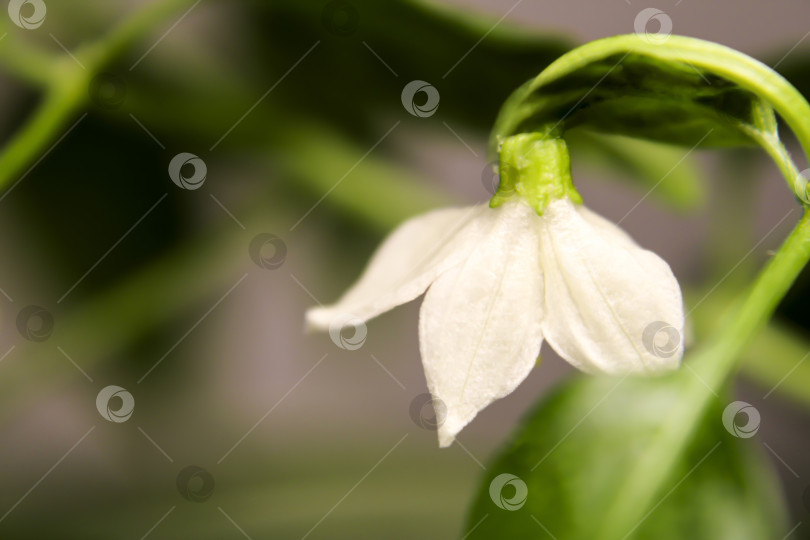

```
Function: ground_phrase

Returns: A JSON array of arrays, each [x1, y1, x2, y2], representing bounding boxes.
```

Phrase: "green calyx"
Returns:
[[490, 133, 582, 214]]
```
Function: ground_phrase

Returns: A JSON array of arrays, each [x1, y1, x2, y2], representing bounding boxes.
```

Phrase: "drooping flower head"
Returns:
[[307, 133, 684, 447]]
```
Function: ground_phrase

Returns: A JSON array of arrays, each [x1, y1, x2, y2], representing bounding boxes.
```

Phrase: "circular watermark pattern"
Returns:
[[409, 393, 447, 431], [321, 0, 358, 36], [634, 8, 672, 44], [89, 73, 127, 109], [794, 168, 810, 205], [96, 385, 135, 423], [722, 400, 760, 439], [641, 321, 680, 358], [249, 233, 287, 270], [401, 80, 440, 118], [177, 465, 215, 502], [328, 313, 367, 350], [8, 0, 46, 30], [481, 160, 517, 195], [16, 305, 54, 342], [481, 161, 500, 195], [168, 153, 207, 191], [489, 473, 528, 511]]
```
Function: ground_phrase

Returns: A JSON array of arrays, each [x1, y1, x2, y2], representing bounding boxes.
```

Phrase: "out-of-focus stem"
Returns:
[[0, 0, 202, 192]]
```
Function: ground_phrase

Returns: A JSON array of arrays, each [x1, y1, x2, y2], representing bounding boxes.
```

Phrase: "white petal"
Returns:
[[539, 198, 684, 374], [418, 200, 544, 447], [307, 204, 489, 330], [575, 204, 637, 249]]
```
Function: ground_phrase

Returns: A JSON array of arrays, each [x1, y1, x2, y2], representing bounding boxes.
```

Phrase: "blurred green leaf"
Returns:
[[465, 375, 786, 540], [259, 0, 570, 133]]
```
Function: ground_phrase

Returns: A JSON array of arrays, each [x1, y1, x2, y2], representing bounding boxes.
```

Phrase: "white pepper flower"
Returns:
[[307, 134, 684, 447]]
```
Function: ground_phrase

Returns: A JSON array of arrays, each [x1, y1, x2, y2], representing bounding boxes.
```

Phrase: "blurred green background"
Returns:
[[1, 0, 810, 538]]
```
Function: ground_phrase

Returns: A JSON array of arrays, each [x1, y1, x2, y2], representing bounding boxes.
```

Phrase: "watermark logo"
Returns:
[[177, 466, 215, 502], [89, 73, 127, 109], [96, 385, 135, 423], [409, 393, 447, 431], [16, 305, 54, 342], [249, 233, 287, 270], [328, 313, 367, 350], [168, 153, 207, 190], [8, 0, 46, 30], [634, 8, 672, 44], [722, 401, 760, 438], [321, 1, 358, 36], [641, 321, 680, 358], [481, 161, 517, 195], [489, 473, 528, 511], [401, 80, 440, 118], [481, 161, 499, 195]]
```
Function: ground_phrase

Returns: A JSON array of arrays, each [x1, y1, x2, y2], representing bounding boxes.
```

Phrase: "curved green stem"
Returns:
[[524, 35, 810, 159], [493, 34, 810, 198]]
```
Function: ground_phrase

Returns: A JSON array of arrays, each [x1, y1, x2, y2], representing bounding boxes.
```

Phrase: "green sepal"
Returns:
[[491, 133, 582, 214]]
